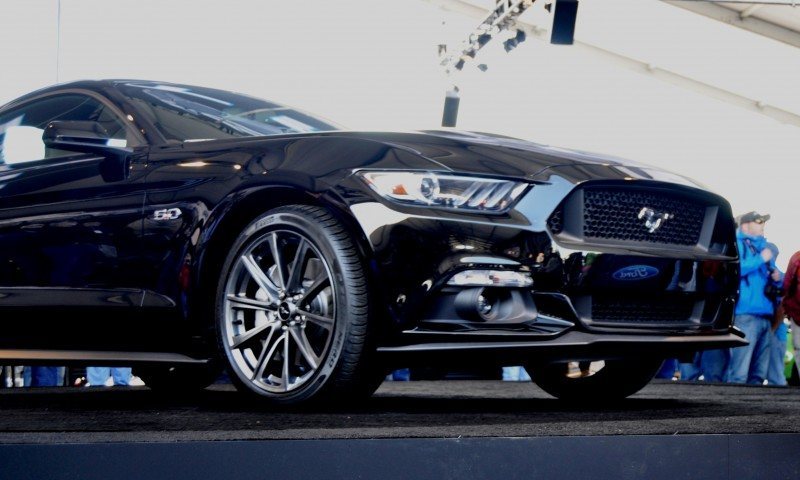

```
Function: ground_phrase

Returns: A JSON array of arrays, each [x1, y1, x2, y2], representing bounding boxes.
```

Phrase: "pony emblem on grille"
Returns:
[[638, 207, 673, 233]]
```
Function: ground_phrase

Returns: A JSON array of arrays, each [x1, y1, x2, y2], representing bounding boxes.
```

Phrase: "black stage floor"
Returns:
[[0, 380, 798, 443], [0, 380, 798, 479]]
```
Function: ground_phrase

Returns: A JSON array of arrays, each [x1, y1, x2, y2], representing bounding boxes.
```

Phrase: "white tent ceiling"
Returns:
[[431, 0, 800, 127]]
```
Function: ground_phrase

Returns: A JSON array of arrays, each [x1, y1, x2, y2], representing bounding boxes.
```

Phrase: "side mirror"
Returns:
[[42, 121, 132, 182], [42, 120, 115, 148]]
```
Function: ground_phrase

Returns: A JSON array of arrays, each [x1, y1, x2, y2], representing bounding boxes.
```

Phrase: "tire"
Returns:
[[215, 205, 381, 404], [136, 364, 221, 393], [528, 357, 663, 402]]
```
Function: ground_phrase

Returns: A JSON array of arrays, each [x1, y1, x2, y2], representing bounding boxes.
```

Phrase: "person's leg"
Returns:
[[679, 353, 702, 381], [793, 321, 800, 380], [700, 349, 729, 382], [111, 367, 132, 386], [727, 315, 758, 383], [86, 367, 111, 387], [30, 367, 59, 387], [766, 329, 787, 386], [746, 318, 771, 385], [13, 366, 24, 387], [776, 335, 787, 385], [502, 366, 521, 381], [655, 359, 678, 379], [391, 369, 410, 381]]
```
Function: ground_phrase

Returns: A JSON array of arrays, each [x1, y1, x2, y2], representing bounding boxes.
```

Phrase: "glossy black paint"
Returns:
[[0, 80, 743, 365]]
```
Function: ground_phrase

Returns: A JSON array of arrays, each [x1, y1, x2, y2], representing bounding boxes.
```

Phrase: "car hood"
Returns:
[[175, 129, 707, 191], [325, 130, 705, 189]]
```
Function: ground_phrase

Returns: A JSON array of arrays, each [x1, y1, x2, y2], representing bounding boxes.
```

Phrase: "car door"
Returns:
[[0, 92, 149, 349]]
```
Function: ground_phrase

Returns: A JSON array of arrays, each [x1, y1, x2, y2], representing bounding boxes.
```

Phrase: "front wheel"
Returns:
[[215, 205, 382, 404], [527, 358, 663, 402]]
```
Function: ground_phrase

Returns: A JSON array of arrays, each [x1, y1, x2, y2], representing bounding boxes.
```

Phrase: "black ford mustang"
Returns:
[[0, 80, 743, 403]]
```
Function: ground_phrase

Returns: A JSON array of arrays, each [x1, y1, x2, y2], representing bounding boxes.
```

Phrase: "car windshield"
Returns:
[[116, 82, 341, 142]]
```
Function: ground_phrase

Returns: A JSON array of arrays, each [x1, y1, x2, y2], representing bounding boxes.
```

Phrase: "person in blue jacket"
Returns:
[[726, 212, 784, 384]]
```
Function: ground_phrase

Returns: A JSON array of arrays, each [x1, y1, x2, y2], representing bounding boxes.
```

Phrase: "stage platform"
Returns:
[[0, 380, 798, 479]]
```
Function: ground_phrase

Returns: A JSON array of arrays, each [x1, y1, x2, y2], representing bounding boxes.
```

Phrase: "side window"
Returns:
[[0, 94, 130, 166]]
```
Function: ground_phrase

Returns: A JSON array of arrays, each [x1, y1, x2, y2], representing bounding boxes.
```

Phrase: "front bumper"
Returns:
[[339, 177, 740, 363]]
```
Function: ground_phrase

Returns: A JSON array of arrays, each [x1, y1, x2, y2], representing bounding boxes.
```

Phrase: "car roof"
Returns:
[[0, 79, 220, 111]]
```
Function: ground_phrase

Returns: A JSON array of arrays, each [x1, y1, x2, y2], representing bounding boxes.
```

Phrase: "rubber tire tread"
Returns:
[[530, 358, 663, 403]]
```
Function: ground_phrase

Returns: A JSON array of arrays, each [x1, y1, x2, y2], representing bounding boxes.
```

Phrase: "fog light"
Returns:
[[454, 287, 512, 322], [447, 269, 532, 288], [477, 294, 493, 316]]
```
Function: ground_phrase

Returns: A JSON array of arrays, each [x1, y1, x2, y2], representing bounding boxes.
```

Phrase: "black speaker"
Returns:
[[551, 0, 579, 45]]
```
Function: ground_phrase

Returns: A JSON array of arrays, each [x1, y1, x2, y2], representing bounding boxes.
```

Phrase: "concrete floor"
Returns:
[[0, 380, 797, 444]]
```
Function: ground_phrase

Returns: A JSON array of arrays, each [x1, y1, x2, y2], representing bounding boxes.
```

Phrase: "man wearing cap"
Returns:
[[726, 212, 783, 384]]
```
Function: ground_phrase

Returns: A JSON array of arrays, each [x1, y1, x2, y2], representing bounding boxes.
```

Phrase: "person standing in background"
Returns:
[[29, 366, 63, 387], [765, 242, 787, 386], [86, 367, 131, 387], [782, 250, 800, 382], [726, 212, 783, 384]]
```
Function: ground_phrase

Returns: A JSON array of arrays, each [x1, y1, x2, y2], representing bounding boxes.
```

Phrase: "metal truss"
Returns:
[[439, 0, 538, 75]]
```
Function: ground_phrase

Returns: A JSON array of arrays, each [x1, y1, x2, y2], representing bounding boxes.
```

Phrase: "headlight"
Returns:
[[359, 171, 527, 212]]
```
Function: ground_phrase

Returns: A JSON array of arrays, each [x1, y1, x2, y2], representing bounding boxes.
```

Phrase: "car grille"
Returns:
[[548, 187, 707, 247], [583, 189, 705, 245], [590, 296, 696, 326]]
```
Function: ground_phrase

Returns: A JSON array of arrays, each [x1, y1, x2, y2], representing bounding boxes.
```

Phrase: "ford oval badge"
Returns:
[[612, 265, 660, 281]]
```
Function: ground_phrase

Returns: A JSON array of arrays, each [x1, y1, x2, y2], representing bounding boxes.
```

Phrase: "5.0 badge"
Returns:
[[153, 208, 182, 221]]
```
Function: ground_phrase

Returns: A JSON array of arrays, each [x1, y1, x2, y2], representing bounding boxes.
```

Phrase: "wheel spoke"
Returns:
[[297, 309, 334, 331], [289, 326, 320, 370], [251, 326, 282, 381], [268, 232, 288, 290], [240, 254, 280, 302], [226, 294, 276, 311], [297, 275, 330, 306], [282, 330, 291, 391], [286, 239, 310, 292], [231, 320, 278, 349]]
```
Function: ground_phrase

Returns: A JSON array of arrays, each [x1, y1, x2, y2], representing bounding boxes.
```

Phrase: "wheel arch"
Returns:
[[187, 185, 380, 352]]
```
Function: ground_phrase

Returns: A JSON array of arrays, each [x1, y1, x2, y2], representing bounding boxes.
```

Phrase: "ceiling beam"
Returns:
[[739, 5, 763, 19], [664, 1, 800, 49]]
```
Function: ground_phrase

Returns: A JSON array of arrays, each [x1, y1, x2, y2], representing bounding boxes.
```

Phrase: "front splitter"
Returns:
[[377, 331, 746, 367]]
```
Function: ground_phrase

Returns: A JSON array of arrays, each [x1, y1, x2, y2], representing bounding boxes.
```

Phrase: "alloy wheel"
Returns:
[[222, 229, 336, 394]]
